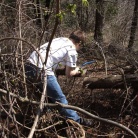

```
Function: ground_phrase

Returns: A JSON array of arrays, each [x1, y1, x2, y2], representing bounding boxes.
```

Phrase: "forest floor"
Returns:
[[58, 63, 138, 138], [1, 56, 138, 138]]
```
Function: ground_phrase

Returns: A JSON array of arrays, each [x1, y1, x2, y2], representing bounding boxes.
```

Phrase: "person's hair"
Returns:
[[69, 30, 86, 44]]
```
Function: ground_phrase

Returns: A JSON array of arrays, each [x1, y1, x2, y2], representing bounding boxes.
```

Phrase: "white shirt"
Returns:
[[27, 37, 78, 75]]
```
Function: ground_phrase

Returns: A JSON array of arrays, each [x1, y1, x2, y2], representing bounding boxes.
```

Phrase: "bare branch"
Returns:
[[0, 88, 137, 138]]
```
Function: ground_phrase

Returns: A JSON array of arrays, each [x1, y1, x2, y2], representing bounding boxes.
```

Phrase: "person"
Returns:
[[25, 30, 93, 126]]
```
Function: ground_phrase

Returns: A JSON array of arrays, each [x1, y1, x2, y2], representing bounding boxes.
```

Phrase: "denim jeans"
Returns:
[[25, 63, 80, 122]]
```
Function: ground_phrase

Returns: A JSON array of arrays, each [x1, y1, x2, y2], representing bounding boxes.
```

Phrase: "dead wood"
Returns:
[[83, 74, 138, 89]]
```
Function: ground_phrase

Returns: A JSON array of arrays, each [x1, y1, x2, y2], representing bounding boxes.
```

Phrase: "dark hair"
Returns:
[[69, 30, 86, 44]]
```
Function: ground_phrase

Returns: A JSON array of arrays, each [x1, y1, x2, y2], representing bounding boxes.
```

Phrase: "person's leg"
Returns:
[[25, 63, 36, 78], [25, 63, 44, 96], [25, 63, 41, 81], [46, 75, 80, 122], [25, 65, 93, 126], [25, 64, 80, 122]]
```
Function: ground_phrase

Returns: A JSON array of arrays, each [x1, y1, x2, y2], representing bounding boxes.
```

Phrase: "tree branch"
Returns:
[[0, 88, 137, 138]]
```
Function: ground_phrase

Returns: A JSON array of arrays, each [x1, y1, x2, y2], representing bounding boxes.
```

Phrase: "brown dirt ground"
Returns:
[[58, 63, 138, 138]]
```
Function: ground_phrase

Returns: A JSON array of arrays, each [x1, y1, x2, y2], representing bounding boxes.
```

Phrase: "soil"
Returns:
[[58, 64, 138, 138], [1, 60, 138, 138]]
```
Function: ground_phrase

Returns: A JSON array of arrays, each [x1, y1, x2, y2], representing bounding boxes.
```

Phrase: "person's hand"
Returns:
[[78, 68, 87, 76]]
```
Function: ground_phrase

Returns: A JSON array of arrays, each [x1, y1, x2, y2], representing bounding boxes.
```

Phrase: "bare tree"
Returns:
[[128, 0, 138, 52], [1, 0, 138, 137], [94, 0, 104, 43]]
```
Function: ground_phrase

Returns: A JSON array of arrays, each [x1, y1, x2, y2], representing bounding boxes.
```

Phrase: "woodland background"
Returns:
[[0, 0, 138, 138]]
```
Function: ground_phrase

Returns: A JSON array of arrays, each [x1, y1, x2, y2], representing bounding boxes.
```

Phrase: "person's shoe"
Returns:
[[80, 118, 94, 127]]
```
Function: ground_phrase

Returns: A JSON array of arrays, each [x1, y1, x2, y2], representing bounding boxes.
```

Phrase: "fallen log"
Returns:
[[83, 74, 138, 89]]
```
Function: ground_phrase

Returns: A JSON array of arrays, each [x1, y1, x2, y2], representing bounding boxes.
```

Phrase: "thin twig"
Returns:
[[56, 102, 138, 138], [0, 88, 137, 138], [18, 0, 28, 98], [118, 68, 130, 116], [94, 41, 108, 76]]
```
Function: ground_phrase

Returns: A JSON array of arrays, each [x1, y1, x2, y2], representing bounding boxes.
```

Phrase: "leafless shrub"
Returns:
[[0, 0, 138, 138], [104, 0, 134, 47]]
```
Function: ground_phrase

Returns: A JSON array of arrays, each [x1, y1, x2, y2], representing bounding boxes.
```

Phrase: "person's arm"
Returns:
[[65, 66, 80, 77]]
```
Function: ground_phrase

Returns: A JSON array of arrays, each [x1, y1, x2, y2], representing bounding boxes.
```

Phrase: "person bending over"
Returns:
[[25, 30, 93, 126]]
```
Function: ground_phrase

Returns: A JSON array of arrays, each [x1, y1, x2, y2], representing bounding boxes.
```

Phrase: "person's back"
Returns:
[[27, 37, 77, 75]]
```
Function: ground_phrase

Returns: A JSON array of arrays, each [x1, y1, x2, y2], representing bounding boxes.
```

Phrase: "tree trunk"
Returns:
[[33, 0, 51, 27], [34, 0, 42, 27], [83, 74, 138, 89], [44, 0, 51, 21], [94, 0, 104, 43], [76, 2, 89, 31], [128, 0, 138, 52]]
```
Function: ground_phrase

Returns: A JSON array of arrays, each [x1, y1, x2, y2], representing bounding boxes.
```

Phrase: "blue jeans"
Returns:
[[25, 63, 80, 122]]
